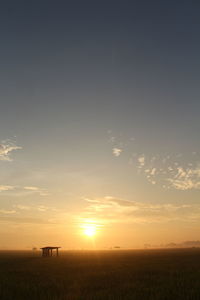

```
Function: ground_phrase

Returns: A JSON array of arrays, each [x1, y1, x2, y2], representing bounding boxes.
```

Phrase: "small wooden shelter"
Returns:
[[41, 246, 61, 257]]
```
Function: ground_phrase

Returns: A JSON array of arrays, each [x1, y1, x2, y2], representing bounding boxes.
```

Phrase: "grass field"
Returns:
[[0, 248, 200, 300]]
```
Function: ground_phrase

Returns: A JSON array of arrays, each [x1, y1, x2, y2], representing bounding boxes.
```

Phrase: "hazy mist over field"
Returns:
[[0, 0, 200, 250]]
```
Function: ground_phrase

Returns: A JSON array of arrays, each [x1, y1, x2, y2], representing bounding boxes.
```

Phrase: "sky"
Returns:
[[0, 0, 200, 249]]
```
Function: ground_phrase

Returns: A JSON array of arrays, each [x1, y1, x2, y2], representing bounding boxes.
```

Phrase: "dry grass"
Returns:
[[0, 248, 200, 299]]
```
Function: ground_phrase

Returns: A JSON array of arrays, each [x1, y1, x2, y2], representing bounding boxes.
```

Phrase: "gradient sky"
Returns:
[[0, 0, 200, 249]]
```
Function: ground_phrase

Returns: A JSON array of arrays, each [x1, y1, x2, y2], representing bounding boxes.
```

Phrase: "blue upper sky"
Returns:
[[0, 0, 200, 249]]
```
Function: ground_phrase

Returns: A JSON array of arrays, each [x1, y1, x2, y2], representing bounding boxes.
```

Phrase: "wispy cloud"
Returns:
[[0, 141, 22, 161], [24, 186, 39, 191], [168, 166, 200, 190], [108, 130, 128, 158], [14, 205, 30, 211], [112, 148, 123, 157], [81, 196, 199, 224], [108, 131, 200, 190], [0, 185, 15, 192], [13, 204, 58, 212], [138, 155, 145, 168], [142, 161, 200, 190], [24, 186, 49, 196], [0, 185, 49, 196], [0, 209, 16, 214], [37, 205, 48, 212], [0, 216, 53, 224], [0, 204, 59, 224]]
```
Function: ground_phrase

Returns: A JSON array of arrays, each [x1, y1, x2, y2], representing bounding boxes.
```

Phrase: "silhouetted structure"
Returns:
[[41, 246, 61, 257]]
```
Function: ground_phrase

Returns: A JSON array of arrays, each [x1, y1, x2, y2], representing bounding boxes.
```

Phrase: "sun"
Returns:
[[83, 224, 96, 237], [80, 219, 102, 238]]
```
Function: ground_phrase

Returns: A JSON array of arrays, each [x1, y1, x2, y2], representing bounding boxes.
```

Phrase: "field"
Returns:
[[0, 249, 200, 300]]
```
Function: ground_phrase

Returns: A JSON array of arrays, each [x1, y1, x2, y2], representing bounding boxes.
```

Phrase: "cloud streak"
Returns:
[[0, 185, 49, 196], [24, 186, 49, 196], [82, 196, 199, 224], [0, 141, 22, 161], [0, 216, 53, 224], [0, 209, 16, 214], [0, 185, 15, 192]]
